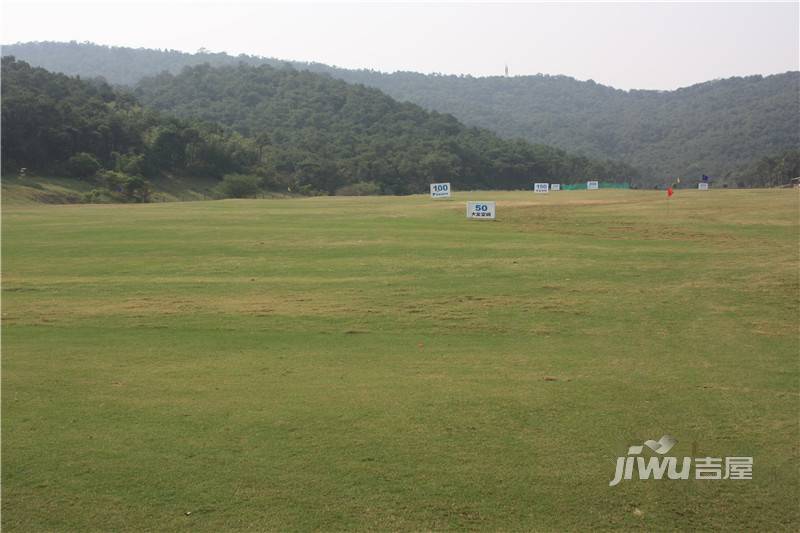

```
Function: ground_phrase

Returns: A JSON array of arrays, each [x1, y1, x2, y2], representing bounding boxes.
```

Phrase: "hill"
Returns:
[[336, 70, 800, 181], [132, 62, 639, 194], [1, 56, 264, 202], [1, 57, 638, 201], [4, 41, 798, 182]]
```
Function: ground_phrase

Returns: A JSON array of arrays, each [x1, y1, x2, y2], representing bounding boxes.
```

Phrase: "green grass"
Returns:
[[3, 190, 798, 531]]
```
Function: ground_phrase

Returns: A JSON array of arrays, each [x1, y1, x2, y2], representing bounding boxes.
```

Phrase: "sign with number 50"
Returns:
[[466, 201, 496, 220]]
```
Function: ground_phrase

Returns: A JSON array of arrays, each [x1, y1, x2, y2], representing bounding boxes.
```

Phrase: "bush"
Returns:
[[215, 174, 261, 198], [83, 188, 116, 204], [93, 170, 151, 202], [122, 175, 151, 203], [335, 181, 381, 196], [66, 152, 101, 179], [120, 153, 146, 176], [97, 170, 128, 191]]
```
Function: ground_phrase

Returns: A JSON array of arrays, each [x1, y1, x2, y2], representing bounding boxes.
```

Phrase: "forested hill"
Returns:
[[1, 57, 638, 201], [336, 70, 800, 180], [2, 41, 307, 86], [1, 56, 266, 201], [133, 63, 640, 192], [4, 41, 798, 181]]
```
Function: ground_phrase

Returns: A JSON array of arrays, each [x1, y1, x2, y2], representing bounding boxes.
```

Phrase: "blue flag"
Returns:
[[702, 174, 710, 182]]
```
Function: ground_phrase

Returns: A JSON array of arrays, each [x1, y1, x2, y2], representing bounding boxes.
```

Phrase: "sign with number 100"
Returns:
[[430, 182, 451, 198], [467, 201, 496, 220], [534, 183, 549, 194], [587, 181, 599, 190]]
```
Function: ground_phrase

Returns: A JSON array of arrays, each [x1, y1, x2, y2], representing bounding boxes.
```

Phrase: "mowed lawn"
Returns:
[[2, 190, 798, 531]]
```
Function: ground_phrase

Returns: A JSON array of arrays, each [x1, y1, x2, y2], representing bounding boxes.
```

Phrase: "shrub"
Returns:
[[122, 175, 151, 203], [83, 188, 116, 204], [215, 174, 261, 198], [97, 170, 128, 191], [120, 153, 145, 176], [66, 152, 101, 179]]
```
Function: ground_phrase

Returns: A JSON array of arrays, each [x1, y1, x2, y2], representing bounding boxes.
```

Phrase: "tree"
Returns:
[[216, 174, 261, 198], [66, 152, 101, 178], [122, 175, 151, 202]]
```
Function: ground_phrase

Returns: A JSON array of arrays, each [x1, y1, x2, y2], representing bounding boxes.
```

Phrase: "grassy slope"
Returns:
[[1, 174, 221, 206], [1, 175, 92, 205], [2, 190, 798, 531]]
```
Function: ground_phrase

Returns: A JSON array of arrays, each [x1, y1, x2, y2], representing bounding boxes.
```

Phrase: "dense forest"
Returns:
[[133, 63, 639, 193], [726, 149, 800, 188], [2, 41, 318, 86], [4, 41, 798, 184], [1, 57, 638, 201], [332, 71, 799, 180], [1, 57, 271, 201]]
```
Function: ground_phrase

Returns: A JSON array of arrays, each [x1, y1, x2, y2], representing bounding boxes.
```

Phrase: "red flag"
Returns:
[[667, 187, 674, 197]]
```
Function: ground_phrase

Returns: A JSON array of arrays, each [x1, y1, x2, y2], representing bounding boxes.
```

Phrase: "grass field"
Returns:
[[3, 190, 798, 531]]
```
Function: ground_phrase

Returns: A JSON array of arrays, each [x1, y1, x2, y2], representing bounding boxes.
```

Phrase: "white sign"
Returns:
[[698, 182, 709, 190], [587, 181, 599, 190], [466, 201, 496, 220], [550, 184, 561, 191], [534, 183, 549, 194], [430, 182, 451, 199]]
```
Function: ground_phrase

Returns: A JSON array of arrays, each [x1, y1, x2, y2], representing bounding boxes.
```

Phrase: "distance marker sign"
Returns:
[[534, 183, 549, 193], [698, 182, 709, 190], [587, 181, 599, 190], [430, 182, 451, 199], [550, 184, 561, 191], [467, 201, 496, 220]]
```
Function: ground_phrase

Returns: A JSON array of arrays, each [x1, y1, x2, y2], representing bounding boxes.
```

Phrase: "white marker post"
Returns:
[[698, 182, 709, 190], [550, 184, 561, 191], [466, 201, 496, 220], [430, 182, 451, 199], [587, 181, 599, 190], [534, 183, 549, 194]]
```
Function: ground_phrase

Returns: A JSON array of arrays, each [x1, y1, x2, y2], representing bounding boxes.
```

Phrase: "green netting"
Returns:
[[560, 182, 630, 190]]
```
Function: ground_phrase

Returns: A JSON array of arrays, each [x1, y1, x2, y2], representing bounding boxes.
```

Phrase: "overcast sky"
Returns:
[[2, 1, 798, 90]]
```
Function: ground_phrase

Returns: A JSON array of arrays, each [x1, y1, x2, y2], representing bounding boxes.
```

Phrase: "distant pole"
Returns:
[[504, 64, 509, 77]]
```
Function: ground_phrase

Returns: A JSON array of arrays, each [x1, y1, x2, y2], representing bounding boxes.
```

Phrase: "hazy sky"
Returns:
[[2, 1, 798, 90]]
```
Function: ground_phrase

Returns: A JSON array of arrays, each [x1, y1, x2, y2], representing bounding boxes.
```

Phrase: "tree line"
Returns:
[[331, 70, 800, 184], [4, 41, 798, 186], [2, 57, 262, 201], [728, 149, 799, 188], [2, 57, 640, 201]]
